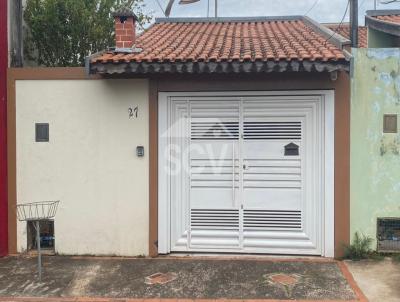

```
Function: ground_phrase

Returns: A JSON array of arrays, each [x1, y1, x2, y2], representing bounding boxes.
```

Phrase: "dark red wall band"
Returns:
[[0, 0, 8, 256]]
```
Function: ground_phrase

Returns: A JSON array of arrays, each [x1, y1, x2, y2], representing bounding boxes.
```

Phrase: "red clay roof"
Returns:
[[325, 24, 368, 48], [92, 18, 346, 64], [374, 14, 400, 25]]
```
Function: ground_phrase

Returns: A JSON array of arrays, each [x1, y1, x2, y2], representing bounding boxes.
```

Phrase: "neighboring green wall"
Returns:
[[351, 48, 400, 248], [368, 28, 400, 48]]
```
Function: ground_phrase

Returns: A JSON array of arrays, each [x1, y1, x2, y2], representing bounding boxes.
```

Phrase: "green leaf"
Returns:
[[24, 0, 152, 67]]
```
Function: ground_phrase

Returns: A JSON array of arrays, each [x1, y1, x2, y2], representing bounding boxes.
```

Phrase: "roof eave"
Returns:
[[90, 59, 349, 76], [365, 15, 400, 37]]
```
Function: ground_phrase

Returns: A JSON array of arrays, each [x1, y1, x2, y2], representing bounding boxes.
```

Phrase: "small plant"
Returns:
[[343, 232, 373, 260]]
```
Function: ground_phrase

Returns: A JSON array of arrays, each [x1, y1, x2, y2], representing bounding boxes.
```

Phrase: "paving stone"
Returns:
[[145, 273, 178, 285], [268, 274, 299, 286]]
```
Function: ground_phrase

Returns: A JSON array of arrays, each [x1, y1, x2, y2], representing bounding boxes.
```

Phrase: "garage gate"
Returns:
[[158, 91, 334, 256]]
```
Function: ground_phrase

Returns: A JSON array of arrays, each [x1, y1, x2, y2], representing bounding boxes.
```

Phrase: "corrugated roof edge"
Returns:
[[89, 59, 349, 75]]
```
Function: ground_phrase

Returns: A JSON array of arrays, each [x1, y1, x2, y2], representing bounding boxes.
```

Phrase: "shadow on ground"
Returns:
[[0, 256, 356, 300]]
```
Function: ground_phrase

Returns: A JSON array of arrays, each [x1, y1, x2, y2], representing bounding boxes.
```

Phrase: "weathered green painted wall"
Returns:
[[368, 28, 400, 48], [351, 48, 400, 248]]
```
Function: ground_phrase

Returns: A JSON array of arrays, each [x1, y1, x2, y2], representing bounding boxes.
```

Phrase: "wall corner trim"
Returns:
[[149, 78, 159, 257]]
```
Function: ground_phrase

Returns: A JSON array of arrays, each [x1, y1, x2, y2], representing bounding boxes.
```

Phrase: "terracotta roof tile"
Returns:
[[325, 24, 367, 48], [92, 18, 347, 64], [374, 14, 400, 25]]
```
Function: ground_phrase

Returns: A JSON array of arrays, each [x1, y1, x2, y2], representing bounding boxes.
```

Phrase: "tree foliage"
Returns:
[[24, 0, 152, 67]]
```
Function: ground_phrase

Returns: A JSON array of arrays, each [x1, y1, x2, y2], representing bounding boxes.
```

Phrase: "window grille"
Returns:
[[377, 218, 400, 252]]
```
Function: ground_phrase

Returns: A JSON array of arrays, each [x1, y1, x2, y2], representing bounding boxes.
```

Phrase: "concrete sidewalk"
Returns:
[[0, 256, 365, 301], [346, 258, 400, 302]]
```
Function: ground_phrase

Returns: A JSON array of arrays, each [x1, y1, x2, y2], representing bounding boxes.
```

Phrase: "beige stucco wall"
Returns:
[[16, 79, 149, 256]]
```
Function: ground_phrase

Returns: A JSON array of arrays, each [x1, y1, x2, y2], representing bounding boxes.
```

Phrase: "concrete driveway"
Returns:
[[0, 256, 365, 301]]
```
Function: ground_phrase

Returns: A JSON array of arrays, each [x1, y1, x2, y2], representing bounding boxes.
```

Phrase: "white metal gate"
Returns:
[[158, 91, 335, 256]]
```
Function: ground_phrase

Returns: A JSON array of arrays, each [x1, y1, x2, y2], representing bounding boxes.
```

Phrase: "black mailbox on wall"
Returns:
[[284, 143, 299, 156], [35, 123, 49, 142]]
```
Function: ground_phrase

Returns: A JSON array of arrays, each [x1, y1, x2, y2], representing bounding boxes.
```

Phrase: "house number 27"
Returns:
[[128, 106, 138, 119]]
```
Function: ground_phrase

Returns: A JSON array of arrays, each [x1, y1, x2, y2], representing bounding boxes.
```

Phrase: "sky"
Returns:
[[141, 0, 400, 25]]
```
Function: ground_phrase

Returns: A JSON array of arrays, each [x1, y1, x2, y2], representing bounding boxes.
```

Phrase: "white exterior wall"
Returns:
[[16, 79, 149, 256]]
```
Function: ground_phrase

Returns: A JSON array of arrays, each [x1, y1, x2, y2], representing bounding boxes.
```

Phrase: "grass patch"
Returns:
[[343, 232, 373, 260], [342, 233, 400, 261]]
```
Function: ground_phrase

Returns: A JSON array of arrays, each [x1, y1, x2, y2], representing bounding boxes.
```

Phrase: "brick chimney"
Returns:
[[113, 7, 138, 49]]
